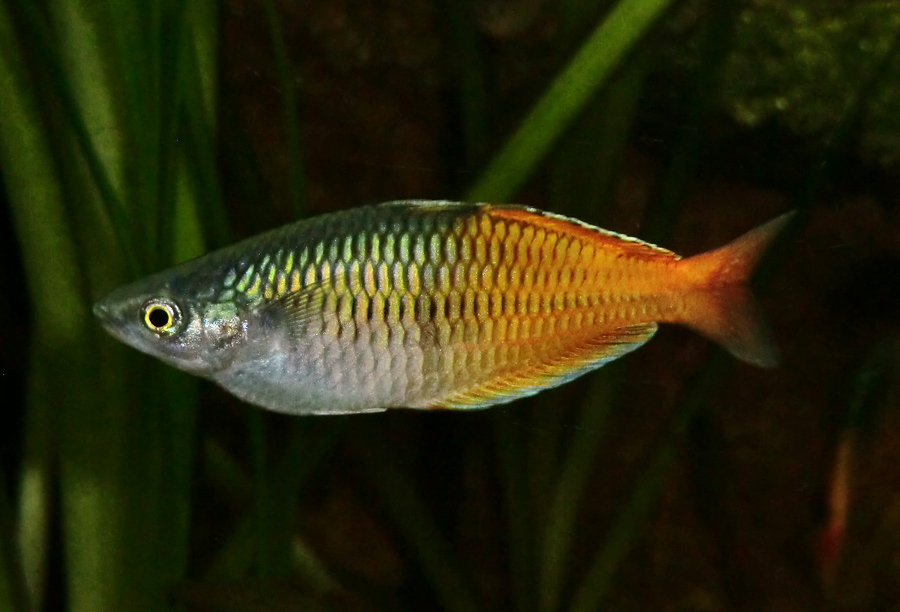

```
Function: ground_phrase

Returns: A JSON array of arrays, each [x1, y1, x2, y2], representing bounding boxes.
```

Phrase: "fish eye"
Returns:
[[142, 300, 181, 335]]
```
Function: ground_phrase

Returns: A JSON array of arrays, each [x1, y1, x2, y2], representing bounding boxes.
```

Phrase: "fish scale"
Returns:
[[93, 201, 792, 414]]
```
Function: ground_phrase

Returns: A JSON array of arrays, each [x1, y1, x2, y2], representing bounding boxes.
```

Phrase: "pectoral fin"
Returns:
[[259, 281, 329, 338]]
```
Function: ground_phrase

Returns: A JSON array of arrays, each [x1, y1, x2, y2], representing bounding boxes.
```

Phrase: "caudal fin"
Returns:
[[678, 212, 795, 368]]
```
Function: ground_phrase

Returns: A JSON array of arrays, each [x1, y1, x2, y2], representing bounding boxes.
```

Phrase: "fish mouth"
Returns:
[[92, 298, 112, 322], [92, 295, 120, 326], [92, 293, 133, 342]]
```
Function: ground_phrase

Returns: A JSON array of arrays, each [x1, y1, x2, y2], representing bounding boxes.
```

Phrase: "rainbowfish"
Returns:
[[93, 201, 791, 414]]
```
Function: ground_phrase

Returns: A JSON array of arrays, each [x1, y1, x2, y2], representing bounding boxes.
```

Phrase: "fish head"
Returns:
[[93, 272, 248, 377]]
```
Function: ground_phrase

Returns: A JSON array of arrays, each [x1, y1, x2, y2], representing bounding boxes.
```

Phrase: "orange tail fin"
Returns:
[[678, 212, 795, 368]]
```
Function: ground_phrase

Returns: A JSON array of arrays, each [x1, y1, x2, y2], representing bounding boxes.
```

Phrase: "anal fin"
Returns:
[[427, 322, 657, 410]]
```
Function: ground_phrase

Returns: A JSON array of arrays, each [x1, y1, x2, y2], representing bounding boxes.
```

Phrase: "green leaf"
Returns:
[[466, 0, 676, 202]]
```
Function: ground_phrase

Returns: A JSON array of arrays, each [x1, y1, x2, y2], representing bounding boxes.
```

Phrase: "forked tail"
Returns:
[[678, 212, 795, 367]]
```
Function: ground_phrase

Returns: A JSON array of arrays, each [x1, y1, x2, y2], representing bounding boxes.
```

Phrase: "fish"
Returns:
[[93, 201, 792, 415]]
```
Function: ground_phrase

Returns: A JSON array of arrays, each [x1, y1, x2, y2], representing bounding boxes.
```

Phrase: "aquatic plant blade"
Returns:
[[495, 411, 536, 612], [261, 0, 307, 218], [0, 4, 95, 610], [0, 467, 30, 612], [538, 367, 620, 612], [466, 0, 675, 202], [204, 421, 344, 580], [360, 434, 484, 612], [0, 15, 53, 611], [567, 357, 725, 612], [2, 1, 218, 611]]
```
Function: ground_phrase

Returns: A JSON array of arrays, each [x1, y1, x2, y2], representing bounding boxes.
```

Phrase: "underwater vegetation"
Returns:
[[2, 0, 900, 611]]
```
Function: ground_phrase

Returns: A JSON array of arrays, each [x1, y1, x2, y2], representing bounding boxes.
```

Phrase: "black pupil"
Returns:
[[148, 307, 171, 328]]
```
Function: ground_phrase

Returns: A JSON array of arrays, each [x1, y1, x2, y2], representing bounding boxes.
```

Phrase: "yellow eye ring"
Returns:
[[143, 301, 179, 334]]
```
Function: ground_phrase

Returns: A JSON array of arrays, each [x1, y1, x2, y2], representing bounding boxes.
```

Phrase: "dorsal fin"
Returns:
[[485, 206, 677, 261], [380, 201, 678, 261]]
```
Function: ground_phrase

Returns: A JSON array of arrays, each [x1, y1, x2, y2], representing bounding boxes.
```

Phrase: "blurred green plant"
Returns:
[[466, 0, 676, 202], [0, 1, 215, 611]]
